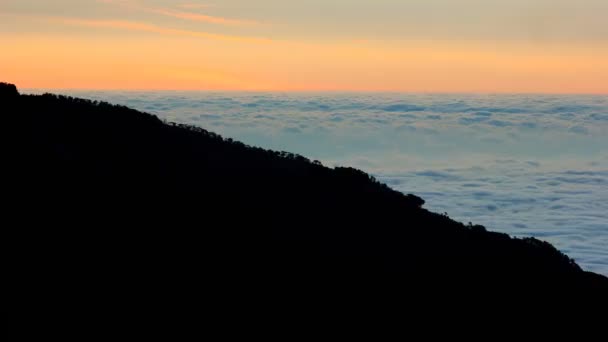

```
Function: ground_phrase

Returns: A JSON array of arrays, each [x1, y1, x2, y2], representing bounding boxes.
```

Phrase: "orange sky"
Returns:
[[1, 0, 607, 93]]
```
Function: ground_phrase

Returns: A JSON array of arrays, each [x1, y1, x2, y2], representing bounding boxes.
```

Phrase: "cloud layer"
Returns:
[[99, 0, 263, 26], [45, 16, 269, 43], [34, 90, 608, 274]]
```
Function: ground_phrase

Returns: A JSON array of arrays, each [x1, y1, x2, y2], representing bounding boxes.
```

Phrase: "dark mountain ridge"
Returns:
[[3, 81, 607, 322]]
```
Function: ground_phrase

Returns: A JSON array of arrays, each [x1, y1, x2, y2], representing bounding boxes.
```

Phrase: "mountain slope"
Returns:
[[4, 82, 606, 306]]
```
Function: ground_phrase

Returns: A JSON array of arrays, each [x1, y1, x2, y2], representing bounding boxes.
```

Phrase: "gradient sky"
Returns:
[[1, 0, 607, 92]]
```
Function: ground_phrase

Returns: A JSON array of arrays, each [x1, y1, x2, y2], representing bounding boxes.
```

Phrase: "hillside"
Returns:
[[4, 81, 607, 307]]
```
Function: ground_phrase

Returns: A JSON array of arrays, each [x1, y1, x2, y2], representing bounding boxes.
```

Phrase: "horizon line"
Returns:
[[20, 87, 608, 96]]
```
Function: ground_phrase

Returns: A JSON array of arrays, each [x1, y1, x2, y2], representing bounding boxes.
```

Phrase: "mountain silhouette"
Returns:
[[4, 82, 607, 333]]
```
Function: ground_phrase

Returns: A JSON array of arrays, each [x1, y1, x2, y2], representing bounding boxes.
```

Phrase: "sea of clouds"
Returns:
[[33, 90, 608, 275]]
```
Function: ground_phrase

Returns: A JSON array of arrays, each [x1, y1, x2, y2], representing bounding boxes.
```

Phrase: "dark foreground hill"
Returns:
[[3, 82, 607, 329]]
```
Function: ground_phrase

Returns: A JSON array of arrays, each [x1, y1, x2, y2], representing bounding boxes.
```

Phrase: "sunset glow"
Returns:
[[1, 0, 607, 93]]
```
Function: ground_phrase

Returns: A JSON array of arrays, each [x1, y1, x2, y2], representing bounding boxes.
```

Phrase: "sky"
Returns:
[[1, 0, 607, 93]]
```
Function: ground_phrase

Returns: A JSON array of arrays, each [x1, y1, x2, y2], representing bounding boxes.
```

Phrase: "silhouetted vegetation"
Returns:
[[0, 82, 19, 97], [4, 83, 606, 326]]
